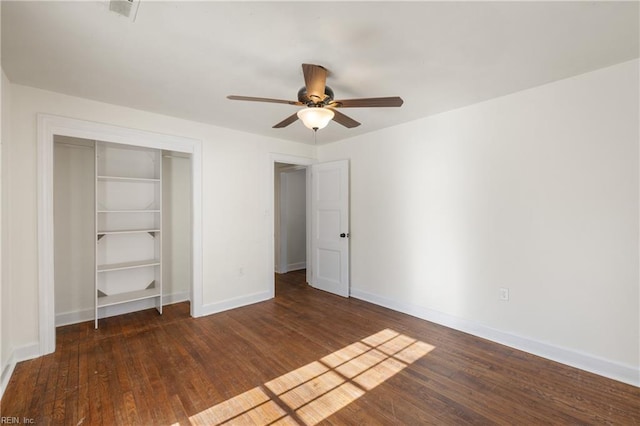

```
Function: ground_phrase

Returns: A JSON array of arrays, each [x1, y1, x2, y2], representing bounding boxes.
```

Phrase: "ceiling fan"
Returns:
[[227, 64, 404, 131]]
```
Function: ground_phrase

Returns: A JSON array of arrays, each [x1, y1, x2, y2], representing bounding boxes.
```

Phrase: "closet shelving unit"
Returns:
[[94, 142, 162, 328]]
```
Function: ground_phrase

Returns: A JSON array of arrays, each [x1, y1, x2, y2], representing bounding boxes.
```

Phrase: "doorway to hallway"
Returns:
[[274, 163, 308, 277]]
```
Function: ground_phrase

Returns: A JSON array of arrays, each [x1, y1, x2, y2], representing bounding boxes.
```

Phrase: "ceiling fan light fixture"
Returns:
[[297, 107, 334, 130]]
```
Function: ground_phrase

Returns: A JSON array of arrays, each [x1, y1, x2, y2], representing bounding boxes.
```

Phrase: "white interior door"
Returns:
[[310, 160, 349, 297]]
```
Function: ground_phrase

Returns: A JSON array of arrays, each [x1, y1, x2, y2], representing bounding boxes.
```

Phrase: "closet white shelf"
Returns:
[[97, 287, 161, 308], [97, 260, 161, 273], [97, 228, 160, 235], [97, 175, 160, 183], [95, 141, 163, 329], [97, 210, 161, 213]]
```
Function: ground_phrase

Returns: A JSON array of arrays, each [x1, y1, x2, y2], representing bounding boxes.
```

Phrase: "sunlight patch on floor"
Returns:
[[182, 329, 435, 425]]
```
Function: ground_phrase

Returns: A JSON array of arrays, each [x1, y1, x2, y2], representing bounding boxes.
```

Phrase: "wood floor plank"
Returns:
[[75, 350, 92, 425], [1, 362, 38, 424], [85, 339, 104, 426], [1, 269, 638, 425], [125, 338, 156, 424], [25, 356, 49, 422]]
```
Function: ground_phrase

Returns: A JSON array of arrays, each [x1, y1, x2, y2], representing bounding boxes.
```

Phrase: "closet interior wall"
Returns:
[[162, 153, 191, 303]]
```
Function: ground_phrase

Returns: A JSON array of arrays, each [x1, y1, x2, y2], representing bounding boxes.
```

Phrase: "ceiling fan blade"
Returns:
[[227, 95, 302, 106], [273, 113, 299, 128], [331, 109, 361, 128], [302, 64, 328, 102], [331, 96, 404, 108]]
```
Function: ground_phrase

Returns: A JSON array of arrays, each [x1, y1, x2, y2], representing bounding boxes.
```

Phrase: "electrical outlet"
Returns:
[[499, 287, 509, 301]]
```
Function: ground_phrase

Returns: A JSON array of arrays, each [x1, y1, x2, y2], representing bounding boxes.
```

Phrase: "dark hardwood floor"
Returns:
[[2, 270, 639, 425]]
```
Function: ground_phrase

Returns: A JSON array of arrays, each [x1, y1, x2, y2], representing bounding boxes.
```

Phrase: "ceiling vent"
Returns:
[[109, 0, 140, 21]]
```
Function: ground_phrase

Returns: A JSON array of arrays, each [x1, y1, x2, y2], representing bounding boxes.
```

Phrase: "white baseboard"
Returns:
[[275, 262, 306, 274], [55, 291, 190, 327], [287, 262, 306, 272], [350, 287, 639, 388], [163, 291, 190, 305], [1, 343, 40, 399], [200, 290, 271, 317], [0, 353, 16, 400]]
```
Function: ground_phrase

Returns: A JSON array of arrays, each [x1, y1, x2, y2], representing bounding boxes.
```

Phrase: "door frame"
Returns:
[[268, 153, 315, 296], [37, 114, 203, 355]]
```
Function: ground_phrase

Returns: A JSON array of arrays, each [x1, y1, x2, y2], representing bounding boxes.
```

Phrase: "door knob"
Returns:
[[340, 233, 349, 238]]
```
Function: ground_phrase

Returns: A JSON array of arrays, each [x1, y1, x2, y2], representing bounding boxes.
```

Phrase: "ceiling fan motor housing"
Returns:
[[298, 86, 334, 106]]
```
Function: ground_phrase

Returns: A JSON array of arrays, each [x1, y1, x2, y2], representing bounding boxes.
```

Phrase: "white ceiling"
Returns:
[[2, 1, 638, 144]]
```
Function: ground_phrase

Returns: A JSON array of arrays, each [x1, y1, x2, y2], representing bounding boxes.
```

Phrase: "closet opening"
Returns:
[[53, 135, 193, 328]]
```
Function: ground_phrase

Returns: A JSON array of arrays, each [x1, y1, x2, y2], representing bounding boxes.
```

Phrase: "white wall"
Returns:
[[284, 168, 306, 270], [1, 69, 12, 393], [277, 167, 306, 272], [163, 154, 191, 299], [53, 137, 95, 324], [274, 164, 307, 273], [274, 163, 283, 271], [0, 0, 7, 393], [3, 82, 315, 357], [318, 60, 640, 385]]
